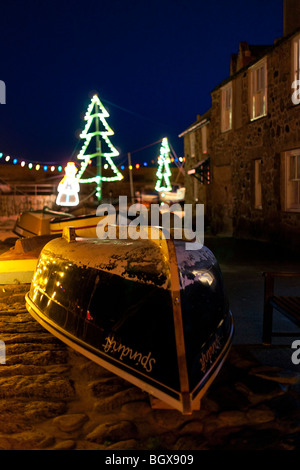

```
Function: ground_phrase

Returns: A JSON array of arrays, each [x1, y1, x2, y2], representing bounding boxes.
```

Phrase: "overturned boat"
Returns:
[[14, 206, 121, 238], [13, 207, 74, 238], [25, 227, 233, 414]]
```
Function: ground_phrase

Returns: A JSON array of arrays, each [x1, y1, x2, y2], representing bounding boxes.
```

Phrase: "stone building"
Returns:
[[178, 110, 212, 224], [180, 0, 300, 249]]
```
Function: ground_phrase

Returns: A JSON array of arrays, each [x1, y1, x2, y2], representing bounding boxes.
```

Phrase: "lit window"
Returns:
[[189, 132, 195, 158], [254, 159, 262, 209], [293, 35, 300, 84], [285, 150, 300, 211], [250, 59, 267, 120], [292, 35, 300, 105], [201, 125, 207, 154], [221, 83, 232, 132]]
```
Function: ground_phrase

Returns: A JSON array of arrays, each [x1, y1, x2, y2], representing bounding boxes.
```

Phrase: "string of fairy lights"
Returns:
[[0, 152, 63, 172], [0, 150, 185, 172], [0, 95, 185, 178]]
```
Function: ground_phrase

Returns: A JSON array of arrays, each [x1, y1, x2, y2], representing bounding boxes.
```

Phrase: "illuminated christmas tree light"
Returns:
[[76, 94, 123, 201], [155, 137, 172, 192]]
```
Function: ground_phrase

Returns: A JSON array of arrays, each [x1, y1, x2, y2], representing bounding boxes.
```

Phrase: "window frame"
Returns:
[[285, 149, 300, 212], [189, 132, 195, 158], [292, 34, 300, 106], [221, 82, 232, 132], [201, 124, 207, 154], [293, 34, 300, 84], [249, 58, 268, 121]]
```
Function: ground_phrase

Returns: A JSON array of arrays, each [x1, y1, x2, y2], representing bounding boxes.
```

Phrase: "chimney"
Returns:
[[230, 53, 238, 75], [283, 0, 300, 36]]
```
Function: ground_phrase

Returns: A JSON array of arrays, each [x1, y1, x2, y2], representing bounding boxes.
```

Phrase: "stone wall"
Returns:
[[0, 195, 57, 217], [208, 31, 300, 248]]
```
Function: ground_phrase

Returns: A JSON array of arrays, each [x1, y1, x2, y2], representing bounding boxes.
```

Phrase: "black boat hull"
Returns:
[[26, 229, 233, 414]]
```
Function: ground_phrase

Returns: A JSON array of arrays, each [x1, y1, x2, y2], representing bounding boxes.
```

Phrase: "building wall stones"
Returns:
[[181, 27, 300, 250]]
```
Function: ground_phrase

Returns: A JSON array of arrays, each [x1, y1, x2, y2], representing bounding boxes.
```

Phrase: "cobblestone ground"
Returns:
[[1, 284, 300, 451]]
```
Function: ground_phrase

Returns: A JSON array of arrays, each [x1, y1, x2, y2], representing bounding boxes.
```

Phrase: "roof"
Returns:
[[178, 109, 211, 138], [179, 26, 300, 138], [211, 26, 300, 93]]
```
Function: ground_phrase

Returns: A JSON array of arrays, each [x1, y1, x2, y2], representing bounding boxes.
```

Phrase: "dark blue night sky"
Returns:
[[0, 0, 283, 168]]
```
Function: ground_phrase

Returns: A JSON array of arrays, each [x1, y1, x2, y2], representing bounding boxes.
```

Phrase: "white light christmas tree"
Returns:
[[155, 137, 172, 192], [76, 94, 123, 200]]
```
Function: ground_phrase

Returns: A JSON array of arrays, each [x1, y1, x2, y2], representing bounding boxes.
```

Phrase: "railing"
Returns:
[[0, 183, 56, 196]]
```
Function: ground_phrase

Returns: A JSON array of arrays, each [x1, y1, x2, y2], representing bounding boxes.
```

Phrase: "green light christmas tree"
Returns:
[[76, 94, 123, 201], [155, 137, 172, 192]]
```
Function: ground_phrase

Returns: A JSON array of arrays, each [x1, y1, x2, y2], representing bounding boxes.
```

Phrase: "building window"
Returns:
[[189, 132, 195, 158], [221, 83, 232, 132], [250, 59, 267, 120], [285, 150, 300, 211], [201, 125, 207, 154], [292, 35, 300, 105], [293, 35, 300, 83], [254, 159, 262, 209]]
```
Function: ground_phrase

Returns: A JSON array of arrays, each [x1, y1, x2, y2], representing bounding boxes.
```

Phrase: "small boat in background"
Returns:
[[26, 226, 234, 414], [138, 185, 186, 207], [49, 212, 113, 238], [13, 207, 73, 238], [13, 206, 122, 239], [138, 188, 159, 205], [159, 185, 186, 204]]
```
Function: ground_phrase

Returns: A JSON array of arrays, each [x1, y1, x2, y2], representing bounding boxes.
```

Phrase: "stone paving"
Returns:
[[1, 284, 300, 450]]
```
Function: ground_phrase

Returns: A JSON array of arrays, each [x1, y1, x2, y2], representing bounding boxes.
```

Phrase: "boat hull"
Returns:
[[25, 230, 233, 414], [49, 213, 114, 238], [14, 209, 124, 239], [13, 210, 53, 237]]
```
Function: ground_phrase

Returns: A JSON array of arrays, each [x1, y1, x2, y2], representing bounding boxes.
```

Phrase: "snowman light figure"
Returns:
[[56, 162, 80, 206]]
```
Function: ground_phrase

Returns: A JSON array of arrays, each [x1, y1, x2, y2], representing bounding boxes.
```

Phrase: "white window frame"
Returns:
[[221, 83, 232, 132], [201, 125, 207, 154], [250, 59, 267, 120], [254, 159, 262, 209], [285, 150, 300, 212], [189, 132, 195, 158], [292, 35, 300, 106], [293, 35, 300, 84]]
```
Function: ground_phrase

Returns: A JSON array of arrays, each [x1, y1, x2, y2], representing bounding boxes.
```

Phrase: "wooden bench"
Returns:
[[262, 272, 300, 345]]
